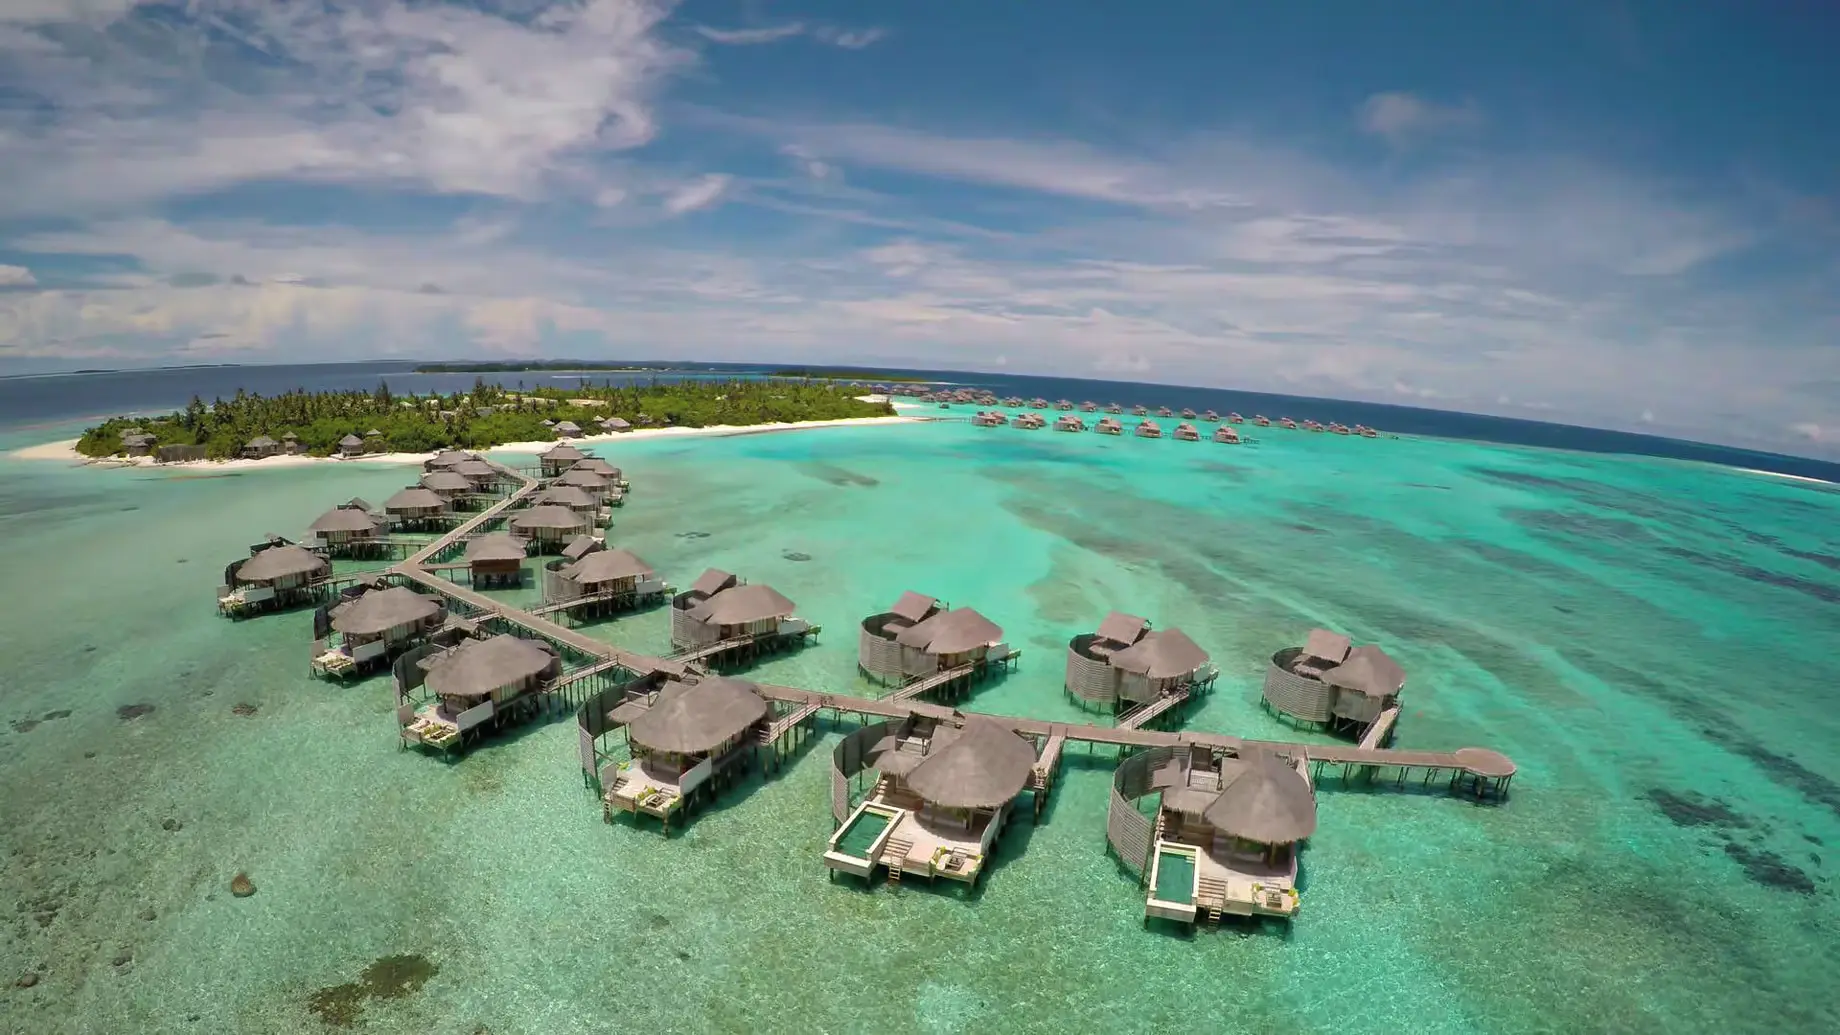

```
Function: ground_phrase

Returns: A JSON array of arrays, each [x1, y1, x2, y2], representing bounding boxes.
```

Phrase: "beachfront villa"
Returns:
[[508, 504, 592, 551], [311, 584, 446, 678], [242, 435, 280, 459], [1261, 630, 1407, 737], [462, 532, 528, 588], [1136, 420, 1163, 439], [540, 443, 587, 478], [1096, 416, 1124, 436], [1174, 422, 1200, 442], [306, 502, 385, 557], [541, 545, 669, 616], [824, 715, 1039, 887], [1214, 426, 1242, 444], [554, 420, 582, 439], [382, 486, 452, 530], [218, 540, 331, 617], [601, 417, 633, 434], [1115, 746, 1315, 927], [396, 633, 563, 755], [669, 569, 812, 656], [338, 433, 367, 457], [1055, 414, 1087, 433], [602, 675, 773, 833], [856, 592, 1012, 693], [1064, 613, 1217, 715]]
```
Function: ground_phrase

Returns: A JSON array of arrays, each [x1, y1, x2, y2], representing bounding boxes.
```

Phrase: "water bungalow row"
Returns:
[[889, 385, 1383, 437], [976, 411, 1250, 444]]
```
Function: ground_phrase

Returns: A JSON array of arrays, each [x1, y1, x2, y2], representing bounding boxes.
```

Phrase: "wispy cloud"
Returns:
[[662, 174, 732, 215], [695, 22, 885, 49], [1357, 91, 1484, 145], [0, 265, 37, 288]]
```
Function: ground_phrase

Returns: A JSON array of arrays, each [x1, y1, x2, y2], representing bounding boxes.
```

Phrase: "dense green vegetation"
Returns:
[[76, 379, 894, 460]]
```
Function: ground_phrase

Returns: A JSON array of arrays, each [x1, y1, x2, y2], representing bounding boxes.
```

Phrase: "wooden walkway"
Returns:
[[1360, 706, 1401, 751], [1116, 687, 1190, 730], [759, 700, 822, 747], [383, 457, 1516, 788], [672, 635, 759, 667]]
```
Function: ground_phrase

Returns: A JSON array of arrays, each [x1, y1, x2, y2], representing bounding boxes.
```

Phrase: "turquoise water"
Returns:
[[2, 419, 1837, 1033], [1151, 847, 1197, 905]]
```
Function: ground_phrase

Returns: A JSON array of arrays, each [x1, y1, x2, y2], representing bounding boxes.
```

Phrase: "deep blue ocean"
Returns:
[[4, 360, 1837, 481]]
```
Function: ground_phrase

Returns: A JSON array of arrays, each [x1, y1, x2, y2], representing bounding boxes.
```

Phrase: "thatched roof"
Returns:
[[423, 635, 557, 699], [244, 435, 278, 449], [902, 718, 1036, 809], [384, 487, 448, 512], [888, 591, 938, 623], [1110, 628, 1208, 679], [364, 428, 383, 437], [570, 458, 619, 477], [894, 607, 1002, 656], [331, 586, 440, 636], [625, 676, 768, 755], [1094, 611, 1148, 646], [308, 506, 379, 533], [540, 443, 586, 461], [555, 470, 609, 490], [554, 421, 581, 433], [427, 450, 473, 468], [509, 505, 588, 531], [687, 584, 795, 625], [420, 471, 471, 493], [1161, 783, 1220, 816], [565, 548, 654, 584], [604, 417, 632, 430], [451, 459, 496, 478], [237, 545, 328, 583], [1202, 750, 1317, 844], [1301, 628, 1352, 665], [1323, 645, 1406, 698], [689, 568, 737, 596], [560, 535, 600, 561], [535, 485, 595, 509], [464, 533, 527, 563], [338, 434, 364, 447]]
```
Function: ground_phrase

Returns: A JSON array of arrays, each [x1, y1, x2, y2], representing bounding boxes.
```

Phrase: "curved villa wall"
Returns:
[[857, 616, 909, 684], [1105, 745, 1176, 878], [1064, 634, 1120, 708], [670, 594, 720, 648], [1261, 647, 1336, 722]]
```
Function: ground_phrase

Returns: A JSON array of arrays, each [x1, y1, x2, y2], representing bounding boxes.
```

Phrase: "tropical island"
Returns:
[[411, 360, 684, 374], [767, 368, 934, 383], [75, 378, 894, 460]]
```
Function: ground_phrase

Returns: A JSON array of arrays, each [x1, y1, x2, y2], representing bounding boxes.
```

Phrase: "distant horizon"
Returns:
[[5, 356, 1839, 473]]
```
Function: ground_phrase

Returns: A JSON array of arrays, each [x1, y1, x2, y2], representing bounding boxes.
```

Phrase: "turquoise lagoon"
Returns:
[[1, 418, 1837, 1034]]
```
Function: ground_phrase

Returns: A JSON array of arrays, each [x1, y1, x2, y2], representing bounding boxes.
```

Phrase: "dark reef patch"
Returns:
[[116, 704, 155, 721], [43, 709, 71, 720], [646, 912, 671, 930], [307, 954, 439, 1028], [1286, 524, 1330, 536], [1645, 789, 1751, 829], [232, 703, 258, 717], [799, 462, 879, 488], [780, 551, 812, 562], [9, 719, 40, 733], [1720, 843, 1817, 894], [1784, 547, 1840, 574], [674, 530, 711, 540], [1696, 726, 1840, 822], [1510, 508, 1658, 545], [1659, 546, 1840, 605]]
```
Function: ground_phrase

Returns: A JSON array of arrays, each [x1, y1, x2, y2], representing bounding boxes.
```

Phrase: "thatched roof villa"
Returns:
[[1096, 416, 1124, 436], [1054, 414, 1087, 432], [857, 592, 1011, 689], [602, 675, 773, 833], [338, 433, 367, 457], [242, 435, 280, 459], [462, 532, 529, 588], [540, 443, 587, 478], [312, 584, 446, 678], [1135, 419, 1163, 439], [554, 420, 583, 439], [425, 449, 475, 471], [306, 502, 385, 556], [534, 484, 601, 521], [1132, 404, 1149, 416], [450, 458, 502, 492], [508, 504, 591, 551], [218, 541, 331, 617], [1173, 422, 1200, 441], [601, 417, 633, 434], [541, 545, 669, 615], [397, 634, 562, 754], [419, 470, 473, 499], [1065, 612, 1216, 714], [669, 568, 811, 655], [568, 457, 627, 488], [824, 715, 1040, 887], [1261, 629, 1407, 737], [1213, 426, 1242, 444], [1118, 745, 1315, 925], [121, 432, 157, 456], [383, 486, 452, 530]]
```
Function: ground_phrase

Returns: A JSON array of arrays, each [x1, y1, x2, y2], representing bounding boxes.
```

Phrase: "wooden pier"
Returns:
[[886, 661, 978, 703], [1116, 687, 1191, 731]]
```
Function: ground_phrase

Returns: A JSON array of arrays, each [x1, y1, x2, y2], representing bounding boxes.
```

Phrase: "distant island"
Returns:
[[75, 378, 893, 460], [767, 368, 933, 383], [412, 360, 672, 374]]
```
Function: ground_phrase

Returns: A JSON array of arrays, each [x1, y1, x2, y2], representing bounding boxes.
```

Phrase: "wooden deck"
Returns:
[[1117, 687, 1190, 730], [886, 661, 978, 703]]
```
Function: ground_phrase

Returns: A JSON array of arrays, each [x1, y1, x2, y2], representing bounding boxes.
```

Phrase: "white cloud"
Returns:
[[1358, 91, 1483, 144], [695, 22, 884, 48], [0, 265, 37, 287], [661, 174, 732, 215]]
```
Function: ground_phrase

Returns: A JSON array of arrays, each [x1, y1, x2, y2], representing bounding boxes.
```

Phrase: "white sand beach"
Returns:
[[11, 411, 929, 469]]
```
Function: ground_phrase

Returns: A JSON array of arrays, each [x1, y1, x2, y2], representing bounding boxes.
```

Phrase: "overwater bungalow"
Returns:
[[382, 486, 452, 530], [1055, 399, 1074, 410], [1261, 630, 1406, 737], [539, 443, 588, 478], [509, 504, 592, 551], [312, 585, 446, 678], [1173, 422, 1200, 442], [1180, 408, 1196, 419], [450, 459, 502, 493], [603, 675, 773, 832], [1158, 406, 1175, 417], [1096, 416, 1124, 436], [1135, 419, 1163, 439], [218, 541, 331, 617], [553, 467, 614, 501], [425, 449, 475, 471], [1252, 415, 1270, 426], [1132, 405, 1149, 416], [1106, 403, 1123, 413], [397, 634, 562, 754], [554, 420, 582, 439], [973, 411, 1005, 427], [1001, 396, 1023, 407], [1330, 423, 1350, 435], [825, 716, 1038, 886], [1029, 397, 1050, 409], [1011, 412, 1045, 430], [1080, 401, 1098, 412], [1200, 410, 1219, 422], [242, 435, 280, 459], [669, 568, 812, 654], [601, 417, 633, 434], [462, 532, 528, 588], [1227, 412, 1244, 424], [1064, 612, 1216, 715], [568, 458, 627, 487], [856, 592, 1012, 691], [419, 470, 473, 501], [1127, 746, 1313, 926], [1213, 426, 1242, 444], [534, 484, 602, 522], [338, 433, 367, 457], [1359, 425, 1379, 438], [1278, 417, 1297, 430], [543, 546, 669, 615], [305, 502, 385, 557], [1304, 420, 1324, 433], [1054, 414, 1087, 433]]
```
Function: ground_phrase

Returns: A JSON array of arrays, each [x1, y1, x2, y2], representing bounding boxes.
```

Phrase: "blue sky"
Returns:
[[0, 1, 1836, 456]]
